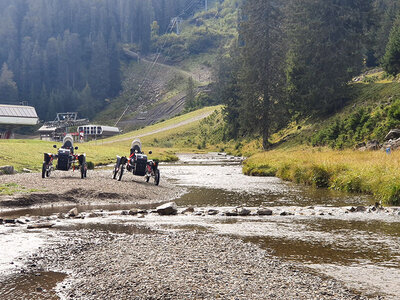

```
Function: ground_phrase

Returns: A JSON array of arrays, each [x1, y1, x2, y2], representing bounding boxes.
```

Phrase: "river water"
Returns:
[[1, 153, 399, 299], [161, 153, 400, 298]]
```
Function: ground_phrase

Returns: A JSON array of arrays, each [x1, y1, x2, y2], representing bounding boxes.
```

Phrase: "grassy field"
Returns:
[[243, 147, 400, 206], [0, 106, 220, 172]]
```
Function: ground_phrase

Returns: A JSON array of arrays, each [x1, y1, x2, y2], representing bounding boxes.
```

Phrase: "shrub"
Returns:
[[87, 161, 95, 170], [382, 183, 400, 205], [311, 165, 331, 188], [186, 27, 221, 54]]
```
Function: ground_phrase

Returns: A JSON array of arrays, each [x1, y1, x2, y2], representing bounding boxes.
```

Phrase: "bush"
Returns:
[[87, 161, 95, 170], [185, 27, 221, 54], [311, 165, 331, 188]]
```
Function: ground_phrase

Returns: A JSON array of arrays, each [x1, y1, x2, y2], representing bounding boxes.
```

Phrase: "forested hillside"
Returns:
[[0, 0, 208, 120], [2, 0, 400, 143], [214, 0, 400, 149]]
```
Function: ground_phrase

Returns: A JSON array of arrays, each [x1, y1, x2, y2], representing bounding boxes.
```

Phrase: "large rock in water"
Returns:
[[67, 207, 78, 218], [156, 202, 178, 215]]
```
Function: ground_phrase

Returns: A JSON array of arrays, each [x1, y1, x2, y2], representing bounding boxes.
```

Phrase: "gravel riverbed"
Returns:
[[27, 230, 369, 300], [0, 169, 387, 299]]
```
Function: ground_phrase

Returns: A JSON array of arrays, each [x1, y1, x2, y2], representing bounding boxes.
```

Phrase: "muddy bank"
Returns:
[[0, 170, 183, 209], [24, 229, 368, 300]]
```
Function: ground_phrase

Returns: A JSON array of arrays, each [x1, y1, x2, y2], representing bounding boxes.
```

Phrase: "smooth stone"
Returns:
[[27, 222, 55, 229], [207, 209, 219, 215], [156, 202, 178, 215], [225, 209, 238, 216], [181, 207, 195, 214], [237, 207, 251, 216], [67, 208, 78, 217], [257, 208, 273, 216], [0, 165, 15, 175]]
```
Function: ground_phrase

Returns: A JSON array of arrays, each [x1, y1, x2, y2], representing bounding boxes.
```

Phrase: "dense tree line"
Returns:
[[215, 0, 400, 149], [0, 0, 203, 120]]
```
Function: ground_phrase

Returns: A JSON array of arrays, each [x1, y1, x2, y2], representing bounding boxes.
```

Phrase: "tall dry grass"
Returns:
[[244, 147, 400, 205]]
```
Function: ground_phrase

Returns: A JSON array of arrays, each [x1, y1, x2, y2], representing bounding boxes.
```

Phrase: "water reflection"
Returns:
[[0, 271, 66, 300], [174, 186, 373, 208]]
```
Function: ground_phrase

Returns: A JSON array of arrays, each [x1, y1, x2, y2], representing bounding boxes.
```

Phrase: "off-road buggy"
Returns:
[[42, 135, 87, 179], [112, 139, 160, 185]]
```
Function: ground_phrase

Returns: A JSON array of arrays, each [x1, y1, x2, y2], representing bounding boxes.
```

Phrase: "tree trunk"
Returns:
[[262, 89, 271, 150]]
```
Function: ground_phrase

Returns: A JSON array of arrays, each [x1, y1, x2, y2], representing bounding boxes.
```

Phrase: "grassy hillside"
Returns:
[[239, 78, 400, 205], [94, 0, 240, 129]]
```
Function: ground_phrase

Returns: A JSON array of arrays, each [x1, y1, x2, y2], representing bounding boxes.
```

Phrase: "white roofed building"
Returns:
[[0, 104, 38, 125], [0, 104, 39, 139]]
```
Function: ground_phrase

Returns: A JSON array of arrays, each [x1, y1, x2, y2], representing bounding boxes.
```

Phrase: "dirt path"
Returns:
[[104, 110, 214, 145]]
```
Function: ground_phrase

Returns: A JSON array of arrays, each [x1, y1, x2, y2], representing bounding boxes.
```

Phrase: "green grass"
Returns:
[[0, 183, 40, 195], [0, 106, 220, 172]]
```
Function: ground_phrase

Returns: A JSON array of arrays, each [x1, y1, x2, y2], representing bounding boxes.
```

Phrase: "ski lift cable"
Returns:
[[114, 18, 178, 127], [136, 0, 216, 109], [133, 0, 201, 109], [114, 0, 202, 127]]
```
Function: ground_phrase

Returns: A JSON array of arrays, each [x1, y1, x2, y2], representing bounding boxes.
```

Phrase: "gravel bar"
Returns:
[[0, 170, 182, 208], [27, 230, 372, 300]]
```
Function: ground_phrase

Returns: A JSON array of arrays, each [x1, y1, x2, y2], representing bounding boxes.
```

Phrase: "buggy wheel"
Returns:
[[154, 169, 160, 186], [146, 176, 150, 183], [42, 163, 46, 178], [118, 166, 124, 181], [46, 168, 51, 177], [113, 161, 120, 179], [112, 166, 118, 179], [80, 164, 86, 179]]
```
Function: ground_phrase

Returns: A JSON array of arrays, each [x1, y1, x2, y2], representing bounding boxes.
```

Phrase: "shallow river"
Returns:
[[1, 153, 400, 299]]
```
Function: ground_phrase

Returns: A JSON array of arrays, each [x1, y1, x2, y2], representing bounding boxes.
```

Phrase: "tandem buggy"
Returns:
[[42, 135, 87, 179], [112, 139, 160, 185]]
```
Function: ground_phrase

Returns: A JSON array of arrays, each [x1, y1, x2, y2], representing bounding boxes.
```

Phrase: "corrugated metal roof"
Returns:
[[38, 125, 57, 132], [0, 105, 38, 118]]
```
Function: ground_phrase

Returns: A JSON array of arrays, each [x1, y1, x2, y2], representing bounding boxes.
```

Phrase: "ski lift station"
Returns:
[[77, 125, 120, 141], [38, 112, 120, 141], [0, 104, 39, 139]]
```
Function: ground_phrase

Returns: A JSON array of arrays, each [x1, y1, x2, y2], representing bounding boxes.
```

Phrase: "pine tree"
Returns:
[[185, 77, 196, 110], [108, 29, 121, 97], [88, 33, 110, 102], [239, 0, 285, 149], [0, 62, 18, 102], [285, 0, 374, 114], [382, 15, 400, 75]]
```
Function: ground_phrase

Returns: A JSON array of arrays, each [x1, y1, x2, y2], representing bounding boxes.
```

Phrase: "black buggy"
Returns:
[[112, 139, 160, 185], [42, 135, 87, 179]]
